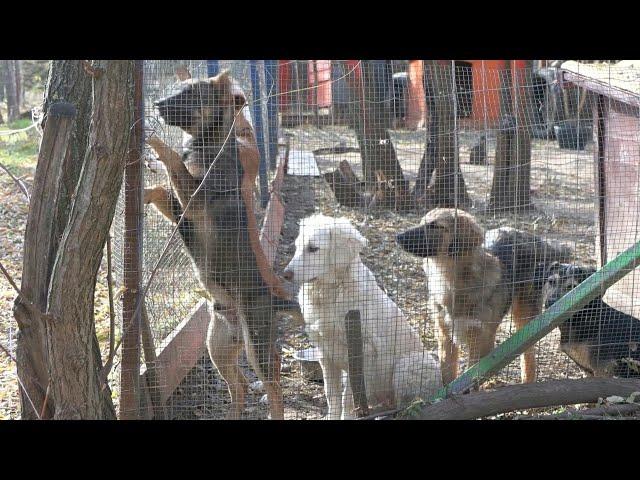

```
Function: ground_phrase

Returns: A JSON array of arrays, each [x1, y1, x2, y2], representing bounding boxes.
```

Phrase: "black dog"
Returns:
[[544, 262, 640, 378]]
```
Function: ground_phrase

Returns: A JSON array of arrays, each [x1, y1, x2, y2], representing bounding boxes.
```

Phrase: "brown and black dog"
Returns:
[[544, 262, 640, 378], [144, 70, 297, 419], [396, 208, 570, 386]]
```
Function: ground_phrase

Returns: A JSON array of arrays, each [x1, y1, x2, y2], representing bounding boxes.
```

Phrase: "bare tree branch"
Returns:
[[0, 259, 23, 297], [106, 234, 116, 372], [0, 259, 51, 324], [414, 378, 640, 420], [0, 162, 30, 202], [0, 341, 41, 419]]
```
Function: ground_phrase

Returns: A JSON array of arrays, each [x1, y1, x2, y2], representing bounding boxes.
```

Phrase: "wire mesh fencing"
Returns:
[[104, 60, 640, 420]]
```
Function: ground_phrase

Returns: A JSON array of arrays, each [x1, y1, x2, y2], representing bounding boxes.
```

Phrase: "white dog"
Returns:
[[284, 214, 442, 419]]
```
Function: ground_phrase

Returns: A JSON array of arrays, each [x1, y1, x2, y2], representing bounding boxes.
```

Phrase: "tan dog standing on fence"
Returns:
[[396, 208, 570, 386], [147, 67, 289, 301], [143, 70, 298, 419]]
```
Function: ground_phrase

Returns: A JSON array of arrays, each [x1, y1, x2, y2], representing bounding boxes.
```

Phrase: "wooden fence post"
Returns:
[[120, 60, 144, 419], [345, 310, 369, 418]]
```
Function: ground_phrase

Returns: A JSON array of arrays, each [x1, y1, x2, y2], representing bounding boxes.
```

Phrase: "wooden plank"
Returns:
[[121, 60, 144, 419], [287, 149, 320, 177], [260, 153, 288, 265], [345, 310, 369, 418], [594, 95, 608, 267], [600, 104, 640, 318], [562, 65, 640, 109], [562, 61, 640, 95], [139, 300, 210, 407]]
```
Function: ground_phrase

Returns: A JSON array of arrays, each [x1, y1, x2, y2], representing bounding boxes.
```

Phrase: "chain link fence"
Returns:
[[2, 60, 638, 419]]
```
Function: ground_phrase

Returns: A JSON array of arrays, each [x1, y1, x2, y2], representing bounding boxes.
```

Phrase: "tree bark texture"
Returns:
[[414, 378, 640, 420], [45, 60, 134, 419], [488, 60, 534, 213], [3, 60, 20, 122], [413, 61, 471, 210], [347, 60, 410, 210], [14, 60, 133, 419]]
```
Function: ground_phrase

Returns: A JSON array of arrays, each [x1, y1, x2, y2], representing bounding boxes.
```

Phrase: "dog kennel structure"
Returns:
[[277, 60, 542, 129], [561, 61, 640, 319], [108, 60, 640, 420]]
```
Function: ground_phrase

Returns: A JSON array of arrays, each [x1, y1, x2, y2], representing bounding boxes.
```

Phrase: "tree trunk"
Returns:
[[488, 61, 514, 212], [488, 60, 534, 213], [0, 61, 5, 105], [348, 60, 410, 210], [413, 62, 437, 201], [14, 60, 95, 419], [3, 60, 20, 122], [413, 61, 471, 210], [513, 63, 534, 210], [14, 60, 131, 419], [44, 60, 133, 419], [14, 60, 23, 112], [413, 378, 640, 420]]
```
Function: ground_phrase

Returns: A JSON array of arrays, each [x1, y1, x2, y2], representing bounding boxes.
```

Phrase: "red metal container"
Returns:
[[307, 60, 332, 108]]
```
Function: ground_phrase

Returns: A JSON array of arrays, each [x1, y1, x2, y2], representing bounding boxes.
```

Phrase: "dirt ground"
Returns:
[[0, 167, 29, 419]]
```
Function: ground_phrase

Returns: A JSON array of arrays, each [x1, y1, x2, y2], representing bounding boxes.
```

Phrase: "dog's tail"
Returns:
[[393, 351, 442, 408]]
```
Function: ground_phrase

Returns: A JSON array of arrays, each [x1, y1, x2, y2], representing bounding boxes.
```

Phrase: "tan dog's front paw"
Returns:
[[146, 133, 165, 152], [146, 134, 184, 171], [143, 185, 167, 205]]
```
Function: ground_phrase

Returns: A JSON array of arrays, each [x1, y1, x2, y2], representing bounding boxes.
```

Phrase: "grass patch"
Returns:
[[0, 130, 39, 177], [3, 118, 34, 130]]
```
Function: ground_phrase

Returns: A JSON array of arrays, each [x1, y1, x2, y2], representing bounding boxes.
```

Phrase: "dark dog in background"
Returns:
[[396, 208, 570, 385], [144, 71, 298, 419], [544, 262, 640, 378]]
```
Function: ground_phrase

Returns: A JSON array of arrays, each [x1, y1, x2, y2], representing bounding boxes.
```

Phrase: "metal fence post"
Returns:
[[264, 60, 279, 170], [250, 60, 270, 208], [207, 60, 219, 77]]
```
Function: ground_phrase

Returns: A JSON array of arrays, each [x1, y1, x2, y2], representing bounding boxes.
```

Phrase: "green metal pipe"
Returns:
[[429, 239, 640, 402]]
